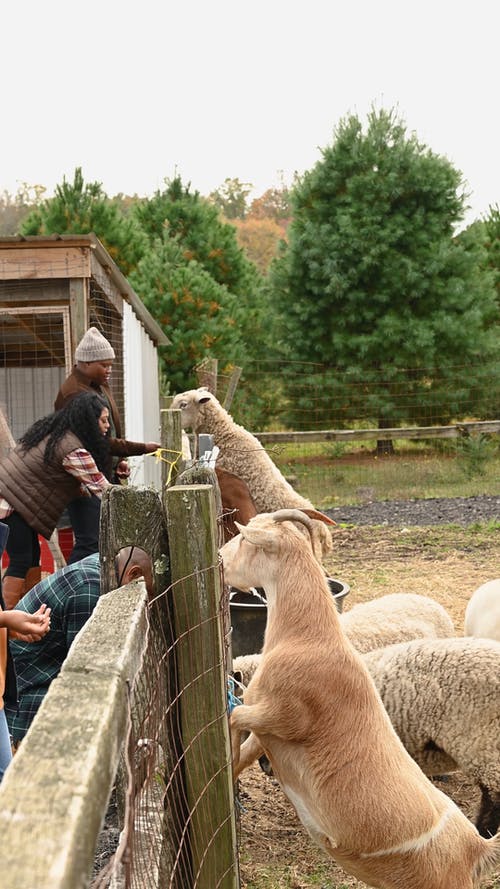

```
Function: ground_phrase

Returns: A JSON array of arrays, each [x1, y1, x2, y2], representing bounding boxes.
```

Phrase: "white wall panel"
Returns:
[[123, 303, 162, 490]]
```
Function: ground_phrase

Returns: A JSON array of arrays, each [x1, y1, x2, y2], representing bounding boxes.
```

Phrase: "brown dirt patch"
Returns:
[[237, 524, 500, 888]]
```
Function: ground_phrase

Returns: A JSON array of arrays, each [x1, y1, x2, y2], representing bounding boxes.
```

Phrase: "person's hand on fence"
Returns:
[[144, 442, 162, 453], [4, 603, 51, 642], [115, 459, 131, 479]]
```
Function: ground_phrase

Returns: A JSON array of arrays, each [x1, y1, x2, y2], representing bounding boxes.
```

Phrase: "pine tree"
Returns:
[[20, 168, 146, 275], [269, 109, 499, 430]]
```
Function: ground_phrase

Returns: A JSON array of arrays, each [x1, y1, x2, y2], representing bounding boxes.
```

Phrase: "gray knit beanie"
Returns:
[[75, 327, 115, 362]]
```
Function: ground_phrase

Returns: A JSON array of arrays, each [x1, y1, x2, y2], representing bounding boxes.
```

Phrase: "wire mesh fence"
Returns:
[[199, 359, 500, 508], [91, 482, 239, 889], [222, 359, 500, 432]]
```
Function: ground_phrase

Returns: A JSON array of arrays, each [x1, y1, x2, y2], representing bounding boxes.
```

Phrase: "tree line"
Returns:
[[1, 107, 499, 431]]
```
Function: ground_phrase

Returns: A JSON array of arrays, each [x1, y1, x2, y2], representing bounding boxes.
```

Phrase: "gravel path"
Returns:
[[325, 494, 500, 527]]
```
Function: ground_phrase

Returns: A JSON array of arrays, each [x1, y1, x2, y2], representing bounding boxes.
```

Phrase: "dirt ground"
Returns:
[[237, 521, 500, 889]]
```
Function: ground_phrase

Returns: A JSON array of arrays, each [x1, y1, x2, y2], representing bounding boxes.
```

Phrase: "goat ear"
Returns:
[[236, 522, 279, 551]]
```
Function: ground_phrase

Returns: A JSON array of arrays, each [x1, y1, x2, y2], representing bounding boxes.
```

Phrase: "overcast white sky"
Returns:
[[2, 0, 498, 226]]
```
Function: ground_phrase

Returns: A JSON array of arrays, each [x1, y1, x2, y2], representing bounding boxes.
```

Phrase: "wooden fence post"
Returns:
[[99, 487, 188, 888], [165, 484, 239, 889], [195, 357, 218, 394], [160, 407, 185, 488], [222, 365, 242, 411]]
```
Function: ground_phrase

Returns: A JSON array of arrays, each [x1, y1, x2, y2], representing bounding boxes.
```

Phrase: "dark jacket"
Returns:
[[55, 367, 150, 480], [0, 431, 85, 539]]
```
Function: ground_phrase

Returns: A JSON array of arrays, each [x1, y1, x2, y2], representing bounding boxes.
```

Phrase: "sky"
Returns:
[[2, 0, 499, 227]]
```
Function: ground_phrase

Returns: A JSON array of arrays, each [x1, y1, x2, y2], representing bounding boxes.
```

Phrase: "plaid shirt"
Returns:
[[5, 554, 101, 742]]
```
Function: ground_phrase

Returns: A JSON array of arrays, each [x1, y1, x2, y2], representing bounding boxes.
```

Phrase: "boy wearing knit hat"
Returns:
[[54, 327, 160, 563]]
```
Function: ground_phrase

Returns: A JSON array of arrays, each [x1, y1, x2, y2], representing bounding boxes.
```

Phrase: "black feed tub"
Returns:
[[229, 577, 350, 658]]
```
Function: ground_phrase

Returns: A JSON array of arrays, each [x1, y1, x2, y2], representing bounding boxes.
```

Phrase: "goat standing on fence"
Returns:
[[221, 509, 500, 889]]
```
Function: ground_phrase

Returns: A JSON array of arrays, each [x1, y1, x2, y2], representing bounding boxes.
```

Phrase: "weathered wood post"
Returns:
[[160, 407, 185, 487], [222, 365, 242, 411], [195, 356, 218, 394], [164, 484, 239, 889], [99, 487, 188, 889]]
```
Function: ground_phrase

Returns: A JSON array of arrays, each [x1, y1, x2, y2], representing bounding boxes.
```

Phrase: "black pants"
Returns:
[[3, 512, 40, 577], [66, 495, 101, 564]]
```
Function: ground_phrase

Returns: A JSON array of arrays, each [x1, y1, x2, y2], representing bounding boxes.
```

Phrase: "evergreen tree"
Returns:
[[133, 177, 270, 392], [482, 205, 500, 306], [20, 168, 146, 275], [129, 237, 248, 392], [133, 176, 258, 295], [208, 177, 252, 219], [269, 108, 499, 429]]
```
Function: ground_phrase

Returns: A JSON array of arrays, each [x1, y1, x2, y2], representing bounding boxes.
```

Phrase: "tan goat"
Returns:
[[221, 509, 500, 889]]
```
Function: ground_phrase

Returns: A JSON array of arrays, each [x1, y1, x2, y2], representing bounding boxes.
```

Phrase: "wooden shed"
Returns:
[[0, 234, 170, 490]]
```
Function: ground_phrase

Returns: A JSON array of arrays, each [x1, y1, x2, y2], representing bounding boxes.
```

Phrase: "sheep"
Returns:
[[362, 637, 500, 839], [232, 592, 455, 682], [170, 386, 335, 530], [221, 508, 500, 889], [339, 592, 455, 653], [464, 579, 500, 642]]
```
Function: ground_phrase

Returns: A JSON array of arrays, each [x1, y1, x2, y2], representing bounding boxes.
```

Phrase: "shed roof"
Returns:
[[0, 233, 170, 347]]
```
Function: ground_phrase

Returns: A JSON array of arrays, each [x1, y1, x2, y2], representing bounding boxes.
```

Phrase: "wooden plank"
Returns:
[[68, 279, 88, 357], [222, 366, 242, 411], [160, 408, 185, 491], [165, 484, 238, 889], [90, 253, 123, 317], [254, 420, 500, 444], [195, 357, 218, 394], [0, 247, 90, 280]]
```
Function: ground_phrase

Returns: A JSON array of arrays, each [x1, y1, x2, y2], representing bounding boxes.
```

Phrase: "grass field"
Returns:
[[266, 437, 500, 507]]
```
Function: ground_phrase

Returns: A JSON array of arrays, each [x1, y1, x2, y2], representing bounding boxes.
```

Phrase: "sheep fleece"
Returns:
[[363, 636, 500, 782]]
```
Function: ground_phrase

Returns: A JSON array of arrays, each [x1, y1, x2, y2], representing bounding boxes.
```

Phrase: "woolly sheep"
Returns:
[[235, 637, 500, 838], [464, 579, 500, 642], [223, 509, 500, 889], [170, 387, 334, 521], [339, 592, 455, 653], [363, 637, 500, 838], [232, 593, 455, 679]]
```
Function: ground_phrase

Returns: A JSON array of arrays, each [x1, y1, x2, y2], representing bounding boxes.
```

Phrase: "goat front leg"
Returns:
[[233, 731, 264, 780], [230, 704, 266, 779]]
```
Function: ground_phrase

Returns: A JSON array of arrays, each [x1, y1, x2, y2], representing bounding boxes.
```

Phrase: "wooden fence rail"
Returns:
[[254, 419, 500, 444]]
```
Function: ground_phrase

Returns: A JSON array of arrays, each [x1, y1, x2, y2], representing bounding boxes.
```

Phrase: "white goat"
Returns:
[[221, 509, 500, 889], [170, 386, 335, 527], [464, 579, 500, 642]]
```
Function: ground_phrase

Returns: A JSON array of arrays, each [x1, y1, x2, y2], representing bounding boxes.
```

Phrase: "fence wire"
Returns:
[[92, 544, 238, 889]]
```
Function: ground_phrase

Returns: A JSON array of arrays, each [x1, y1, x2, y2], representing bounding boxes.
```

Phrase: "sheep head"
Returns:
[[171, 387, 217, 431]]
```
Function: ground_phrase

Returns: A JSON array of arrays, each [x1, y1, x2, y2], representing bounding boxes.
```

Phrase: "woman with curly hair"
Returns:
[[0, 392, 113, 608]]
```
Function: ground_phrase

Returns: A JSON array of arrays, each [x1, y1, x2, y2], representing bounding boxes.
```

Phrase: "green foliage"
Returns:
[[20, 168, 146, 275], [132, 176, 271, 393], [133, 176, 258, 295], [0, 183, 46, 236], [208, 176, 253, 219], [271, 439, 500, 507], [269, 108, 500, 427], [455, 431, 497, 478], [129, 236, 249, 392], [462, 205, 500, 308]]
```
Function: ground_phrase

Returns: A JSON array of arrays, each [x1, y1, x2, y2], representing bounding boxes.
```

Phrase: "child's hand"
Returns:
[[5, 604, 51, 642]]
